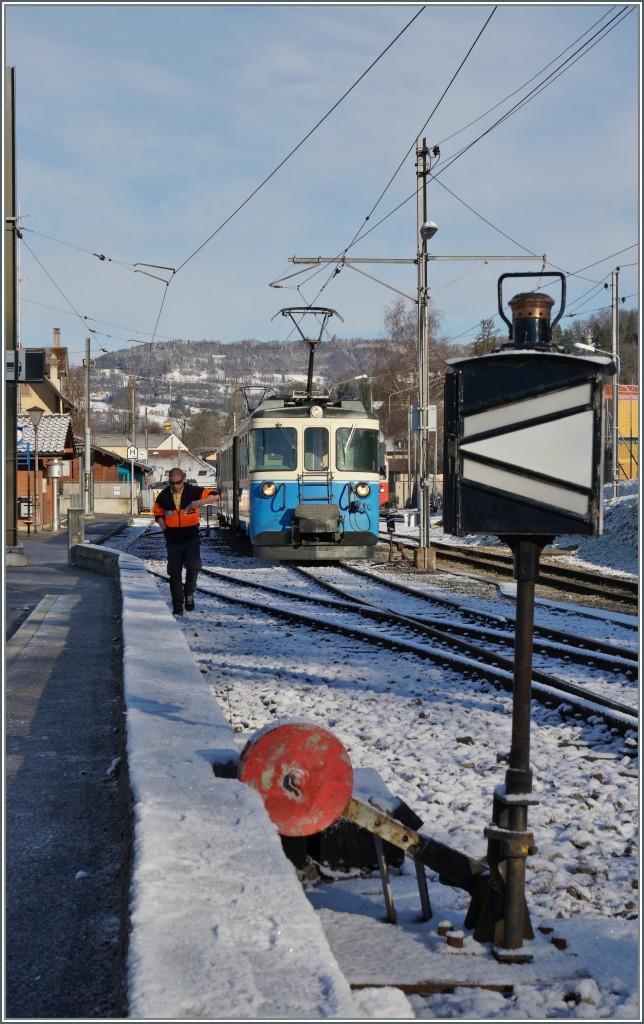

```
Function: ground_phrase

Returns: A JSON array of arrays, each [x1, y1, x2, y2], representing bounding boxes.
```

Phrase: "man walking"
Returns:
[[153, 468, 219, 615]]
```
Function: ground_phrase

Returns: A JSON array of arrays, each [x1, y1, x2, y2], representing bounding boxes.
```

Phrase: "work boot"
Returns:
[[184, 594, 195, 611], [172, 605, 184, 616]]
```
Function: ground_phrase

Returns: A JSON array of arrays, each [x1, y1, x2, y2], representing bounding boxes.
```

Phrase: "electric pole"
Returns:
[[129, 375, 137, 515], [611, 269, 620, 499], [84, 338, 92, 514], [274, 143, 546, 569], [415, 137, 435, 570], [5, 67, 18, 549]]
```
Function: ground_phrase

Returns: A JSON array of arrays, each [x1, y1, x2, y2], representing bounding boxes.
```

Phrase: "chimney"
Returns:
[[53, 327, 60, 347]]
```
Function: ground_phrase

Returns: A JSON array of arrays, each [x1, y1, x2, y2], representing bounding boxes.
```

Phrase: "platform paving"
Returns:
[[4, 516, 131, 1017]]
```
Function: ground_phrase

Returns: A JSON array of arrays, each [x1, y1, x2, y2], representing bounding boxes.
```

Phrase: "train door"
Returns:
[[303, 427, 329, 471]]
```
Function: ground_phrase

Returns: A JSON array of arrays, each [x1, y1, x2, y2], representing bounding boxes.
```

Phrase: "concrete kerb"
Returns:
[[73, 543, 361, 1019]]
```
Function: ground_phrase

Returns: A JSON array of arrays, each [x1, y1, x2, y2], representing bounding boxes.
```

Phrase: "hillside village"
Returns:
[[12, 302, 638, 534], [89, 335, 385, 434]]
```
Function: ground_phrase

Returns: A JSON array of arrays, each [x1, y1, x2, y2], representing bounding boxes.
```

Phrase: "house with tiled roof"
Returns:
[[16, 418, 152, 530], [16, 414, 77, 530]]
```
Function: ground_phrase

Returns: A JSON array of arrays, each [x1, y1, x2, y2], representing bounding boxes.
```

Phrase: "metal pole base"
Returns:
[[413, 546, 436, 571]]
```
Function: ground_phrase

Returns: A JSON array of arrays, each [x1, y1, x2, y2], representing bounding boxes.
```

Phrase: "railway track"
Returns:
[[152, 563, 637, 735], [378, 535, 638, 610], [119, 524, 637, 736], [290, 564, 638, 723]]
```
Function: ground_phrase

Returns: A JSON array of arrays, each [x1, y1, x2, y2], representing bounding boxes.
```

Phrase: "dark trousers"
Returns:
[[166, 538, 202, 608]]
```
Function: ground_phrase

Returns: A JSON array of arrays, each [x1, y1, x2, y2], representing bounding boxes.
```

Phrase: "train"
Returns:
[[215, 306, 387, 561], [216, 390, 383, 561]]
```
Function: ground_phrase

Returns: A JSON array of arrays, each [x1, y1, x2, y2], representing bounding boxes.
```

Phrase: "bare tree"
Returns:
[[472, 317, 501, 356]]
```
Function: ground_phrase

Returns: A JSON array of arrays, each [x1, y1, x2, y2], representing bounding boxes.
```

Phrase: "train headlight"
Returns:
[[354, 482, 371, 498], [261, 481, 277, 497], [310, 405, 323, 418]]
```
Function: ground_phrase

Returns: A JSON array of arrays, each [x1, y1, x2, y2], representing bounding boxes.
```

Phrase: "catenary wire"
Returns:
[[20, 298, 176, 342], [21, 227, 138, 273], [19, 237, 109, 354], [434, 6, 633, 179], [289, 6, 498, 321], [172, 6, 426, 276], [337, 6, 634, 277], [436, 6, 620, 149]]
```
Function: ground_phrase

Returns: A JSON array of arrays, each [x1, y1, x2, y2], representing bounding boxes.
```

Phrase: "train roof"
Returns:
[[251, 396, 378, 420]]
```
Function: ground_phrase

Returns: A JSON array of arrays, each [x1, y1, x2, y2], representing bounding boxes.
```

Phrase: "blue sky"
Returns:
[[4, 2, 640, 366]]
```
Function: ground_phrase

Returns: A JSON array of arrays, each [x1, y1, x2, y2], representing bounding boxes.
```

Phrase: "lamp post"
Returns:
[[416, 136, 440, 570], [28, 406, 43, 533], [610, 269, 620, 500], [328, 373, 368, 397]]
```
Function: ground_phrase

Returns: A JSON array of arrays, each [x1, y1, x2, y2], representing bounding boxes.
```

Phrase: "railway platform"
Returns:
[[3, 518, 389, 1020]]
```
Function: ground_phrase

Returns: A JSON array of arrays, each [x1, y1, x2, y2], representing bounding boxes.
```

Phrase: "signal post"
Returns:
[[443, 273, 615, 956]]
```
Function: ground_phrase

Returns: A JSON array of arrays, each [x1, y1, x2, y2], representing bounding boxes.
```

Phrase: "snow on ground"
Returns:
[[397, 480, 638, 580], [113, 480, 639, 1019]]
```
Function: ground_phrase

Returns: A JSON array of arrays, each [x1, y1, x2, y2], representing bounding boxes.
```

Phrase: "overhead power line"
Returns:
[[21, 227, 138, 273], [19, 237, 108, 353], [434, 5, 633, 177], [342, 5, 634, 267], [173, 5, 426, 276], [291, 5, 497, 310], [436, 5, 622, 149], [20, 297, 177, 342]]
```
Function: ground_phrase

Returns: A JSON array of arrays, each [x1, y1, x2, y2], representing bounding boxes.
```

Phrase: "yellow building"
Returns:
[[606, 385, 638, 480]]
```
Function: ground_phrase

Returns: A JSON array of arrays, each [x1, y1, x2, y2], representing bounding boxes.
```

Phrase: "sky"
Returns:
[[107, 479, 638, 1018], [3, 2, 641, 368]]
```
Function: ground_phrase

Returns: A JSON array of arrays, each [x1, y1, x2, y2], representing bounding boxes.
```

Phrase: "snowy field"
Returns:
[[113, 480, 639, 1020]]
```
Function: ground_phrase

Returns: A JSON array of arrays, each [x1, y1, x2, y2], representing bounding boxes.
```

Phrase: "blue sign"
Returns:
[[17, 426, 31, 470]]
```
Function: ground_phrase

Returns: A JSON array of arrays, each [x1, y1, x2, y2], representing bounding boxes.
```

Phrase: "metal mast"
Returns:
[[5, 67, 18, 547], [416, 137, 433, 570], [84, 338, 92, 513], [610, 269, 620, 499]]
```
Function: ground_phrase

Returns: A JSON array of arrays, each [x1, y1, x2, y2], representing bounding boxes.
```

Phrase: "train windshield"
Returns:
[[304, 427, 329, 471], [335, 427, 379, 472], [249, 427, 297, 471]]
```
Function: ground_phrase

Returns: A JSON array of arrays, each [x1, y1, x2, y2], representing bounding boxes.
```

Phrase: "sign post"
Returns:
[[127, 446, 138, 516], [443, 274, 615, 958]]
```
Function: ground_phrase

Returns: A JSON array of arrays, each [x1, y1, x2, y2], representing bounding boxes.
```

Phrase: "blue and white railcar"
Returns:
[[217, 393, 381, 561]]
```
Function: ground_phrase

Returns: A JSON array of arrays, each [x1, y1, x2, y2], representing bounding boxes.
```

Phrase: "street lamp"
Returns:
[[328, 373, 368, 396], [387, 384, 416, 419], [28, 407, 43, 533]]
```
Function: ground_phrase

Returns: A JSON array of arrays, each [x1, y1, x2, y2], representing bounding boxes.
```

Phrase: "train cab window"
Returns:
[[304, 427, 329, 471], [249, 427, 297, 471], [335, 427, 379, 472]]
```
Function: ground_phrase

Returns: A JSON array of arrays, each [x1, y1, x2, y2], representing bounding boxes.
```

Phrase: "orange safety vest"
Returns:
[[153, 483, 218, 543]]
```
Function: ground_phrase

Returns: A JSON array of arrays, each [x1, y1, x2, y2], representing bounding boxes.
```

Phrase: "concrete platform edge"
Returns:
[[4, 594, 59, 667]]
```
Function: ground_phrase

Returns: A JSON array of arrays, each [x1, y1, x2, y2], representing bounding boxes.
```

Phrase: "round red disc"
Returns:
[[238, 720, 354, 836]]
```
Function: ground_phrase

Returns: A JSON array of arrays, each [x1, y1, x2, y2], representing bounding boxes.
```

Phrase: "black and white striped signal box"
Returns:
[[443, 351, 616, 537]]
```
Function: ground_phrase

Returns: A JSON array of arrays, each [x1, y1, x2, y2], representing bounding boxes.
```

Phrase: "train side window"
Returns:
[[249, 427, 297, 471], [336, 427, 379, 472], [304, 427, 329, 471]]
